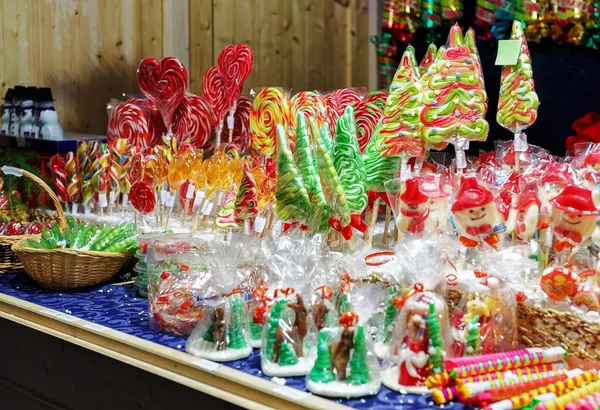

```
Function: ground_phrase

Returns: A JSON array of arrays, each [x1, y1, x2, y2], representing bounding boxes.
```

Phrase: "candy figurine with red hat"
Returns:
[[538, 162, 574, 217], [549, 184, 600, 252], [451, 176, 502, 247], [515, 184, 543, 241], [420, 174, 450, 232], [501, 142, 531, 172], [394, 178, 431, 237]]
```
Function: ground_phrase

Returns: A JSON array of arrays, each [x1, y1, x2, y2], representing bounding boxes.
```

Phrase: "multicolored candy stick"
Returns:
[[421, 24, 489, 159], [333, 106, 368, 214], [65, 151, 80, 209], [289, 91, 327, 138], [377, 45, 425, 159], [293, 112, 329, 233], [353, 100, 383, 153], [309, 116, 350, 225], [275, 124, 311, 221], [250, 87, 291, 157], [363, 124, 401, 192], [214, 183, 241, 232], [234, 162, 259, 227], [49, 154, 68, 203]]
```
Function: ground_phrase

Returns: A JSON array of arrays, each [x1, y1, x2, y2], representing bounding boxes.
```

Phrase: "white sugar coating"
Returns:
[[306, 379, 381, 398], [381, 366, 431, 394], [187, 340, 252, 362], [374, 342, 389, 360], [261, 357, 311, 377]]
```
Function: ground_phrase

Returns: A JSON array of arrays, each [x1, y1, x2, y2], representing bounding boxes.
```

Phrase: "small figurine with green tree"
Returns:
[[227, 293, 247, 350]]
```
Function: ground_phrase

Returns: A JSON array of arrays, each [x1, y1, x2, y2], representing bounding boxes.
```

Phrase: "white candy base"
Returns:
[[262, 357, 309, 377], [250, 338, 261, 349], [381, 366, 431, 394], [374, 342, 389, 360], [187, 340, 252, 362], [306, 379, 381, 398]]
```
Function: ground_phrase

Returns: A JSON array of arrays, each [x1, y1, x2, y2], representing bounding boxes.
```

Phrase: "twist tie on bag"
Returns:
[[340, 272, 354, 294], [393, 282, 425, 309], [274, 287, 295, 298], [315, 286, 333, 300], [364, 251, 396, 266]]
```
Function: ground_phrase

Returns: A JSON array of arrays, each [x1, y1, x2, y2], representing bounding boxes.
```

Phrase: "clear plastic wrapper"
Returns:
[[306, 283, 385, 398]]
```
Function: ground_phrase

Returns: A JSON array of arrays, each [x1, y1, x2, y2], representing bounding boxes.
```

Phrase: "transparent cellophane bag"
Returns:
[[306, 282, 386, 398], [146, 233, 217, 335]]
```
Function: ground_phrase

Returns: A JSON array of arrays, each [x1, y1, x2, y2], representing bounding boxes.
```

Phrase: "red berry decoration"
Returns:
[[44, 221, 54, 230], [25, 221, 43, 235], [5, 221, 24, 236]]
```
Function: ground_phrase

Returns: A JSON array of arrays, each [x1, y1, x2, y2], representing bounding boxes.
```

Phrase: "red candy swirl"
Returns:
[[217, 44, 254, 109], [354, 101, 383, 153], [178, 181, 196, 215], [220, 95, 251, 153], [128, 97, 167, 147], [172, 94, 213, 149], [202, 66, 229, 127], [107, 102, 150, 149], [130, 180, 157, 214], [137, 57, 188, 129]]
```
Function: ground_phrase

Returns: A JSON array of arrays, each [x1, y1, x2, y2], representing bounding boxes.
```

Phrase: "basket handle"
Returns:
[[1, 166, 67, 230]]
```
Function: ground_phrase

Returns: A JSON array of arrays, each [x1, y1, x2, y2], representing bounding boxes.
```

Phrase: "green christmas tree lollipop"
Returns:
[[279, 342, 299, 366], [363, 124, 401, 192], [332, 106, 368, 214], [427, 303, 446, 375], [309, 331, 336, 383], [497, 21, 539, 134], [275, 125, 311, 221], [419, 43, 438, 77]]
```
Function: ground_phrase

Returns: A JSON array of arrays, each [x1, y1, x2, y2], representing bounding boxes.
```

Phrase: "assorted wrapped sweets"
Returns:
[[420, 24, 489, 166], [185, 234, 259, 361], [306, 283, 385, 398], [497, 21, 540, 168]]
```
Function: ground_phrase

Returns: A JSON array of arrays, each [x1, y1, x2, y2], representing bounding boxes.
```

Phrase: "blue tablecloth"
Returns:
[[0, 273, 464, 410]]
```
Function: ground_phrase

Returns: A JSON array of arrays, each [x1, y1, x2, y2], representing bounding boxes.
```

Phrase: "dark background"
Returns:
[[390, 1, 600, 156]]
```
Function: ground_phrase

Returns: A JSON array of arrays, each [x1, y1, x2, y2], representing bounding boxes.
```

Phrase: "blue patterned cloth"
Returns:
[[0, 274, 465, 410]]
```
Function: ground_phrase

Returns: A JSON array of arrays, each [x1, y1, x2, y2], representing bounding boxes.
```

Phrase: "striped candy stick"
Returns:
[[485, 370, 598, 410], [460, 363, 569, 384], [534, 380, 600, 410], [564, 391, 600, 410]]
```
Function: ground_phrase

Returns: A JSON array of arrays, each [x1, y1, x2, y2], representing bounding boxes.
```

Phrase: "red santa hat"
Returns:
[[584, 151, 600, 166], [550, 184, 600, 216], [417, 174, 447, 198], [451, 177, 494, 213], [541, 164, 574, 186], [516, 189, 541, 211], [477, 152, 501, 171], [400, 179, 428, 206], [503, 143, 531, 166]]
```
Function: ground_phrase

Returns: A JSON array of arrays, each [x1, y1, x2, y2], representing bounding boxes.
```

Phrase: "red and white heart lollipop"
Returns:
[[172, 94, 213, 149], [217, 44, 253, 110]]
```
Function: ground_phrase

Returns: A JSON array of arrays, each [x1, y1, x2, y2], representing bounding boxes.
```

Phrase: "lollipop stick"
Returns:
[[181, 198, 190, 227], [368, 197, 380, 245], [382, 205, 391, 248], [134, 211, 138, 225]]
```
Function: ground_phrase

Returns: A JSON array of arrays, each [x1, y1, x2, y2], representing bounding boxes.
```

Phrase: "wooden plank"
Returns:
[[189, 0, 213, 95], [139, 0, 163, 60], [163, 0, 190, 70], [304, 0, 326, 92], [325, 0, 349, 90], [352, 0, 370, 88], [0, 0, 5, 98], [2, 0, 19, 92], [16, 0, 32, 85]]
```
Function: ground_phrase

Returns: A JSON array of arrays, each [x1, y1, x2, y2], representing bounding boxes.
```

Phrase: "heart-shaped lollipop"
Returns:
[[137, 57, 188, 134], [128, 97, 167, 147], [202, 66, 229, 128], [217, 44, 253, 109], [107, 102, 150, 149], [221, 95, 251, 153]]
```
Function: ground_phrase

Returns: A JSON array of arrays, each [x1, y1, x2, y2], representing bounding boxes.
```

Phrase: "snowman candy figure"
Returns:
[[501, 143, 531, 172], [451, 176, 503, 247], [395, 178, 430, 237]]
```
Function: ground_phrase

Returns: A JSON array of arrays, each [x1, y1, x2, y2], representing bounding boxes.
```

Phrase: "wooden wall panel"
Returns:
[[0, 0, 371, 135]]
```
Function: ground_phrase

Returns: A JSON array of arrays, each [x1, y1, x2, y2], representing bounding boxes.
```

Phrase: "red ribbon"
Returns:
[[329, 214, 367, 240], [459, 234, 499, 249], [315, 285, 333, 300], [394, 282, 425, 309], [274, 287, 295, 298], [367, 191, 391, 211], [283, 221, 309, 232]]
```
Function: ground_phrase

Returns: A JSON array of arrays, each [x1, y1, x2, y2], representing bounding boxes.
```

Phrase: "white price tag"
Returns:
[[193, 190, 205, 207], [98, 193, 108, 208], [109, 191, 116, 204], [191, 359, 220, 371], [455, 150, 467, 169], [216, 191, 224, 207], [84, 207, 91, 216], [272, 386, 311, 400], [160, 190, 167, 205], [83, 323, 110, 333], [544, 227, 554, 247], [122, 194, 128, 208], [186, 183, 196, 199], [273, 220, 283, 236], [399, 162, 410, 182], [244, 219, 250, 234], [227, 114, 235, 129], [166, 193, 175, 207], [254, 217, 266, 234], [202, 202, 214, 216]]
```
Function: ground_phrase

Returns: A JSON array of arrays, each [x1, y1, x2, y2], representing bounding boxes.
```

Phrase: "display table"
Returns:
[[0, 274, 463, 410]]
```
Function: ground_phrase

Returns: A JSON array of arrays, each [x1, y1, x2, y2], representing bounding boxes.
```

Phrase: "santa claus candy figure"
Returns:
[[550, 184, 600, 252], [451, 177, 501, 247], [501, 143, 531, 172], [395, 179, 430, 236], [515, 185, 543, 241], [538, 163, 574, 217]]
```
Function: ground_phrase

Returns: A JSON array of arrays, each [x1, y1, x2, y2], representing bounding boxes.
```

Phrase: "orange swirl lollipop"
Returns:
[[250, 87, 291, 157]]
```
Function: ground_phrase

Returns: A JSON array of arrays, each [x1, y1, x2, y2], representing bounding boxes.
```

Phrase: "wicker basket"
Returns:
[[447, 289, 600, 361], [9, 169, 130, 290]]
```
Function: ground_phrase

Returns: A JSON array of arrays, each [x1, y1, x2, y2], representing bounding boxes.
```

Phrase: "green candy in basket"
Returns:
[[25, 218, 139, 254]]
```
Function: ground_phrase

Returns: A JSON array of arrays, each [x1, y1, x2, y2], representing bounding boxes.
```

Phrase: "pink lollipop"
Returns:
[[217, 44, 254, 109], [137, 57, 188, 135], [202, 66, 229, 129], [128, 97, 167, 147], [221, 95, 251, 153], [172, 94, 213, 148], [107, 102, 150, 149]]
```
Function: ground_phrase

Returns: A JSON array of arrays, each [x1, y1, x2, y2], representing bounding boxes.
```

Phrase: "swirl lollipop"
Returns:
[[65, 151, 80, 209], [330, 88, 362, 116], [128, 97, 167, 147], [217, 44, 253, 110], [202, 66, 229, 142], [130, 180, 157, 215], [289, 91, 327, 138], [221, 95, 251, 153], [49, 154, 68, 203], [137, 57, 188, 140], [172, 94, 213, 149], [234, 162, 259, 227], [214, 183, 241, 232], [365, 90, 388, 110], [250, 88, 291, 157], [107, 102, 149, 149], [353, 100, 384, 153]]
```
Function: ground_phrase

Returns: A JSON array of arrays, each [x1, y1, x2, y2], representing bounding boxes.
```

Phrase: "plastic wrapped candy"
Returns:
[[537, 162, 574, 217], [185, 233, 260, 361], [377, 237, 454, 393], [514, 182, 544, 242], [306, 283, 385, 398]]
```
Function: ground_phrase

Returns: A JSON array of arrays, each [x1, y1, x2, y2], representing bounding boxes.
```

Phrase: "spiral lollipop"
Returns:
[[250, 87, 291, 157], [330, 88, 362, 116], [172, 94, 213, 149], [128, 97, 167, 147], [202, 66, 229, 140], [109, 142, 123, 199], [107, 102, 150, 149], [289, 91, 327, 138], [353, 100, 384, 153], [82, 141, 99, 209], [64, 151, 80, 207], [365, 90, 388, 110], [214, 183, 241, 232], [49, 154, 68, 203], [221, 95, 251, 153]]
